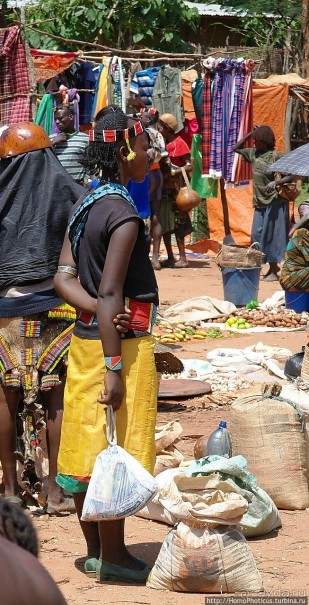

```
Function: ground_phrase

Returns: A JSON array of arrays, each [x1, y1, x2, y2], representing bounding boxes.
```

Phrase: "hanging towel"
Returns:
[[34, 93, 55, 135]]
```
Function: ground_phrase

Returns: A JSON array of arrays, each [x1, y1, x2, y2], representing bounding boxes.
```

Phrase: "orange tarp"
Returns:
[[252, 83, 290, 152], [187, 184, 254, 254]]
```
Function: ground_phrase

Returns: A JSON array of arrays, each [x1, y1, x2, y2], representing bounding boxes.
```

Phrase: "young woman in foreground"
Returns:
[[54, 106, 158, 583]]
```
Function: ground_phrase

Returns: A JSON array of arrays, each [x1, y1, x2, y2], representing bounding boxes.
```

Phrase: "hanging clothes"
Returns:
[[75, 61, 96, 124], [181, 69, 197, 120], [201, 57, 254, 182], [201, 69, 212, 176], [34, 93, 55, 135], [152, 65, 184, 131], [93, 57, 111, 118], [192, 77, 204, 127], [129, 66, 161, 107], [0, 26, 32, 125], [126, 61, 142, 103], [107, 56, 126, 111]]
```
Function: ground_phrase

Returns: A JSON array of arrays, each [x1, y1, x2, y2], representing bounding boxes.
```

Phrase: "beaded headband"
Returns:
[[89, 120, 144, 143], [139, 107, 158, 115]]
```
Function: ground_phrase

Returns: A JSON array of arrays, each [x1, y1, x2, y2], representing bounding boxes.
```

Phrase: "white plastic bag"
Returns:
[[81, 406, 157, 521]]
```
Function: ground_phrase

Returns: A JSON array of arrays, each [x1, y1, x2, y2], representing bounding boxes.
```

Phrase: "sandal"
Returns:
[[151, 260, 162, 271], [84, 557, 99, 577], [96, 558, 150, 584], [174, 260, 189, 268], [262, 272, 279, 282]]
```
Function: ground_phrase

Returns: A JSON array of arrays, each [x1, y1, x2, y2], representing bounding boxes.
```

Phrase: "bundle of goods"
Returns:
[[147, 474, 263, 593], [281, 378, 309, 470], [207, 308, 309, 330], [216, 243, 264, 269], [230, 383, 309, 510], [138, 458, 282, 538], [154, 421, 184, 476], [185, 455, 282, 538]]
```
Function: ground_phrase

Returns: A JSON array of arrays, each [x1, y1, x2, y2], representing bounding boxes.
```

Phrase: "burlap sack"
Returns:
[[154, 446, 184, 476], [155, 421, 183, 453], [147, 522, 263, 593], [230, 383, 309, 510]]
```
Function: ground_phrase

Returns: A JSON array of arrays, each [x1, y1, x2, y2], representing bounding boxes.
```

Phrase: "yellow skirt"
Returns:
[[57, 334, 157, 477]]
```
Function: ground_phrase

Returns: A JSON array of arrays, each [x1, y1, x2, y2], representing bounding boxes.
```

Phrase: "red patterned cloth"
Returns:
[[30, 49, 80, 82], [201, 70, 212, 176], [0, 26, 31, 125]]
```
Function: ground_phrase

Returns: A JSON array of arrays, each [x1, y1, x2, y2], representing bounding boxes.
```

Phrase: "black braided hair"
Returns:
[[80, 105, 129, 181], [253, 125, 275, 150], [0, 499, 39, 557]]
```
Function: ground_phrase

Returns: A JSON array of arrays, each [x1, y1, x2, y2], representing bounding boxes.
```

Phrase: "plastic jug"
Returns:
[[206, 421, 232, 457]]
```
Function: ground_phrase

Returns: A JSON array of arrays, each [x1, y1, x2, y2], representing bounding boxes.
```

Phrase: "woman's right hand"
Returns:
[[97, 371, 124, 410]]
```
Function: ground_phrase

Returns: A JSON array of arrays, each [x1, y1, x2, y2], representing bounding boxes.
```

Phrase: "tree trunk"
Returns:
[[302, 0, 309, 77]]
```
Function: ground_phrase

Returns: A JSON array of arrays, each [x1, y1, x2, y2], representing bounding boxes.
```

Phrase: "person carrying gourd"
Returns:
[[233, 125, 295, 281], [158, 113, 193, 268]]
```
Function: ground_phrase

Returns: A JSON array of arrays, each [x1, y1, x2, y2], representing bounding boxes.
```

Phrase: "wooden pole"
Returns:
[[220, 178, 232, 238], [20, 8, 38, 120]]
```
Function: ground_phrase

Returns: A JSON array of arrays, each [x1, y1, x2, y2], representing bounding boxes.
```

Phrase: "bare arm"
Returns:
[[233, 130, 254, 154], [97, 218, 139, 410], [54, 232, 97, 315], [171, 153, 192, 176]]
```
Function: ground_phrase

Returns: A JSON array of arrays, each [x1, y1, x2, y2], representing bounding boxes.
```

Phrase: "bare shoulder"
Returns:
[[0, 538, 67, 605]]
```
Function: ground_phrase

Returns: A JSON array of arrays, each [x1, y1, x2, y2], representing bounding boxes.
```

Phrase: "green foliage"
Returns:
[[220, 0, 301, 50], [23, 0, 200, 51]]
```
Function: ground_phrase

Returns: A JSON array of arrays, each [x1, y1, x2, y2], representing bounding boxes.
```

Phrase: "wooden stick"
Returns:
[[20, 9, 38, 120], [24, 25, 203, 58], [82, 55, 201, 63], [220, 178, 232, 237]]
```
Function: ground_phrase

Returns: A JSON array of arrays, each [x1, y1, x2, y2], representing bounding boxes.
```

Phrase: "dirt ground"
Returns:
[[35, 258, 309, 604]]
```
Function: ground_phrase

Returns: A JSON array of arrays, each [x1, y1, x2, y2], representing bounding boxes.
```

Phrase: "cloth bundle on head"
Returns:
[[58, 85, 80, 131], [0, 147, 84, 289]]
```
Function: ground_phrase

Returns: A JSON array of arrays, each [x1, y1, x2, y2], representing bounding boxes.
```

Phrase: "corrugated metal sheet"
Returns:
[[184, 2, 245, 17]]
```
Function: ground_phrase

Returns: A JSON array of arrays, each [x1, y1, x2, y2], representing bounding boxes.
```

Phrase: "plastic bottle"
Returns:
[[206, 421, 232, 458]]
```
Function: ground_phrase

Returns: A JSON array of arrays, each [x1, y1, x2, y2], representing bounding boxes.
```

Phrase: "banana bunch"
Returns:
[[154, 321, 211, 344]]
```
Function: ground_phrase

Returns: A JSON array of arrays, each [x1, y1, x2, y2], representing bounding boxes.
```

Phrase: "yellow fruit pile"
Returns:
[[153, 321, 221, 343]]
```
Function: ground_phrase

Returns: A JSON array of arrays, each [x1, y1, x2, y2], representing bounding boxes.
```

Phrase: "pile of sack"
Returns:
[[154, 421, 184, 476], [146, 469, 263, 593]]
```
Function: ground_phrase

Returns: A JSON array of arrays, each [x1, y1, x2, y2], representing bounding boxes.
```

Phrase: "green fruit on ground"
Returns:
[[237, 318, 246, 325], [245, 323, 252, 329], [227, 317, 237, 325]]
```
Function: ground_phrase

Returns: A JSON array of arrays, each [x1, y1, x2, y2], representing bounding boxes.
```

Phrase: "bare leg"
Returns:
[[263, 262, 280, 281], [175, 232, 189, 267], [41, 379, 74, 512], [150, 200, 162, 269], [74, 492, 100, 559], [162, 233, 175, 267], [98, 519, 146, 570], [0, 385, 21, 497]]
